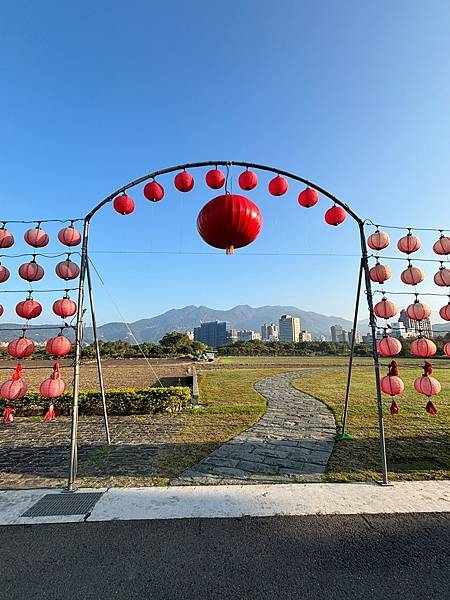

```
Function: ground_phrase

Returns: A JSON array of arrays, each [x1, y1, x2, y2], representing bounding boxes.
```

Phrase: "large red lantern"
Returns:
[[406, 301, 431, 321], [268, 175, 288, 196], [397, 233, 421, 254], [58, 226, 81, 247], [205, 169, 225, 190], [24, 227, 49, 248], [377, 336, 402, 357], [298, 188, 318, 208], [18, 260, 44, 282], [0, 365, 27, 400], [374, 298, 397, 319], [113, 194, 135, 215], [414, 375, 441, 397], [144, 181, 164, 202], [40, 362, 65, 398], [53, 297, 77, 318], [367, 230, 390, 251], [443, 342, 450, 357], [238, 169, 258, 191], [410, 337, 436, 358], [381, 374, 404, 396], [433, 235, 450, 255], [174, 171, 194, 192], [0, 228, 14, 248], [16, 298, 42, 319], [434, 267, 450, 287], [7, 338, 35, 359], [55, 259, 80, 280], [400, 266, 425, 285], [0, 264, 10, 284], [325, 205, 346, 226], [439, 303, 450, 321], [197, 194, 263, 255], [46, 335, 72, 357], [369, 262, 392, 284]]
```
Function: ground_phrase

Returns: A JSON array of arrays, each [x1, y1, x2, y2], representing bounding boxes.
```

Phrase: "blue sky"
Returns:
[[1, 1, 449, 325]]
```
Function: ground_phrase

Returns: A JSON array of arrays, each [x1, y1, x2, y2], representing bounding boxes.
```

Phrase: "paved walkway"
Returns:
[[176, 371, 336, 484]]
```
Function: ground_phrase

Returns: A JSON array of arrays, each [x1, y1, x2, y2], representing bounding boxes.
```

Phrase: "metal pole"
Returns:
[[86, 258, 111, 445], [337, 257, 364, 441], [359, 223, 389, 485], [67, 218, 89, 491]]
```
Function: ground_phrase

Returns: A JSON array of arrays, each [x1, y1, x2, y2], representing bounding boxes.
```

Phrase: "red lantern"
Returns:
[[238, 169, 258, 191], [298, 188, 318, 208], [24, 227, 49, 248], [0, 304, 3, 318], [434, 267, 450, 287], [0, 264, 10, 284], [18, 260, 44, 282], [414, 375, 441, 397], [268, 175, 288, 196], [113, 194, 135, 215], [58, 226, 81, 247], [16, 298, 42, 319], [374, 298, 397, 319], [46, 335, 72, 356], [433, 235, 450, 255], [369, 263, 392, 284], [144, 181, 164, 202], [40, 362, 65, 398], [0, 228, 14, 248], [400, 266, 425, 285], [53, 297, 77, 318], [205, 169, 225, 189], [381, 375, 404, 396], [55, 259, 80, 280], [397, 233, 421, 254], [197, 194, 263, 255], [440, 303, 450, 321], [7, 338, 35, 359], [443, 342, 450, 357], [367, 230, 390, 251], [174, 171, 194, 192], [0, 365, 27, 400], [406, 301, 431, 321], [325, 205, 346, 226], [377, 336, 402, 357], [410, 337, 436, 358]]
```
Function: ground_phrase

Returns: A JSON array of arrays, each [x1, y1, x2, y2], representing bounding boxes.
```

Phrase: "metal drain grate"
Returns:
[[21, 492, 103, 517]]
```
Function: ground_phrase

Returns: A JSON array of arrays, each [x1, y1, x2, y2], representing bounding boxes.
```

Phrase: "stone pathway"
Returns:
[[176, 371, 336, 484]]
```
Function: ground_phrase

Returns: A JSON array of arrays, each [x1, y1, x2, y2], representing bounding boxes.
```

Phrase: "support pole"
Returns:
[[86, 258, 111, 445], [336, 257, 364, 441], [67, 218, 89, 491]]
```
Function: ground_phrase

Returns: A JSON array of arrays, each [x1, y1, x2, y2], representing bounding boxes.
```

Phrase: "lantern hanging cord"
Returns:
[[0, 218, 83, 226], [364, 220, 450, 233], [371, 289, 450, 297], [369, 254, 450, 264], [0, 361, 76, 371], [0, 287, 78, 294], [88, 249, 364, 258], [0, 252, 80, 260], [0, 325, 75, 331]]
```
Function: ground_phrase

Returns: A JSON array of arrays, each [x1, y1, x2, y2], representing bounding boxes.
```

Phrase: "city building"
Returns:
[[261, 323, 279, 341], [237, 330, 261, 342], [348, 329, 362, 345], [279, 315, 301, 342], [194, 321, 234, 348], [300, 330, 312, 342], [398, 309, 433, 338], [185, 330, 194, 341], [330, 324, 349, 344]]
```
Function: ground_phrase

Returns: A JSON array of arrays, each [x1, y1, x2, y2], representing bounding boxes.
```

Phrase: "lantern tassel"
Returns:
[[423, 361, 433, 376], [390, 400, 399, 415], [43, 402, 56, 421], [2, 406, 14, 425], [226, 245, 234, 255], [388, 360, 399, 377], [425, 400, 437, 416]]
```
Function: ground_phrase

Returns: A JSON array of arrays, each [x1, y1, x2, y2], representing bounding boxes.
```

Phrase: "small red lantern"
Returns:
[[46, 335, 72, 357], [377, 336, 402, 357], [325, 205, 346, 226], [40, 362, 65, 398], [24, 226, 49, 248], [113, 194, 135, 215], [238, 169, 258, 191], [369, 262, 392, 284], [381, 375, 404, 396], [7, 338, 35, 359], [410, 337, 436, 358], [298, 187, 319, 208], [268, 175, 288, 196], [443, 342, 450, 357], [58, 226, 81, 247], [205, 169, 225, 190], [53, 297, 77, 318], [433, 235, 450, 255], [197, 194, 263, 255], [174, 171, 194, 192], [16, 298, 42, 319], [18, 260, 44, 282], [0, 365, 27, 400], [0, 228, 14, 248], [144, 181, 164, 202], [367, 230, 390, 251], [0, 304, 3, 318], [440, 303, 450, 321], [397, 233, 421, 254], [433, 267, 450, 287], [0, 264, 10, 284], [374, 298, 397, 319], [406, 301, 431, 321], [414, 375, 441, 397], [400, 266, 425, 285], [55, 259, 80, 280]]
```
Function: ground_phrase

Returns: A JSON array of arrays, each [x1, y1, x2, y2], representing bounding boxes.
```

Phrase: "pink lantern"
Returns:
[[414, 375, 441, 397], [400, 266, 425, 285], [45, 335, 72, 357], [16, 298, 42, 319], [433, 235, 450, 256], [55, 259, 80, 280], [0, 228, 14, 248], [0, 264, 10, 284], [0, 365, 27, 400], [377, 336, 402, 357], [40, 362, 65, 398], [397, 233, 421, 254], [58, 226, 81, 247], [434, 267, 450, 287], [24, 227, 49, 248], [18, 260, 44, 282], [374, 298, 398, 319], [7, 338, 35, 359], [0, 304, 3, 318], [440, 303, 450, 321], [381, 375, 404, 396], [53, 297, 77, 318], [268, 175, 288, 196], [406, 301, 431, 321], [298, 188, 318, 208], [410, 337, 436, 358], [367, 230, 390, 251], [443, 342, 450, 357], [369, 263, 392, 284]]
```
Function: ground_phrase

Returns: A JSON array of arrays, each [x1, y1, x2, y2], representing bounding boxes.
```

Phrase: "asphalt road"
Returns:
[[1, 513, 449, 599]]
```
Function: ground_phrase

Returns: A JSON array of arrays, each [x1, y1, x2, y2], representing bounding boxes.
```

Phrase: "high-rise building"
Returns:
[[331, 324, 349, 343], [261, 323, 279, 341], [194, 321, 233, 348], [398, 309, 433, 338], [348, 329, 362, 345], [237, 330, 261, 342], [279, 315, 301, 342], [300, 330, 312, 342]]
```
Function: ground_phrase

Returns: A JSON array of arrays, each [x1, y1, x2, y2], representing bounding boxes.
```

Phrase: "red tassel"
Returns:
[[43, 402, 55, 421], [426, 400, 437, 416], [423, 361, 433, 376], [390, 400, 399, 415], [2, 406, 14, 425], [51, 361, 61, 380], [388, 360, 399, 376]]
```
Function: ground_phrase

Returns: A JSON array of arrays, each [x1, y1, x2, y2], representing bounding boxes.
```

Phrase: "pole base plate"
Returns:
[[335, 431, 352, 441]]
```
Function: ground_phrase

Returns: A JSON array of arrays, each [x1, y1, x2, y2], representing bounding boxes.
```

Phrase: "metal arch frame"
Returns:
[[67, 160, 388, 490]]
